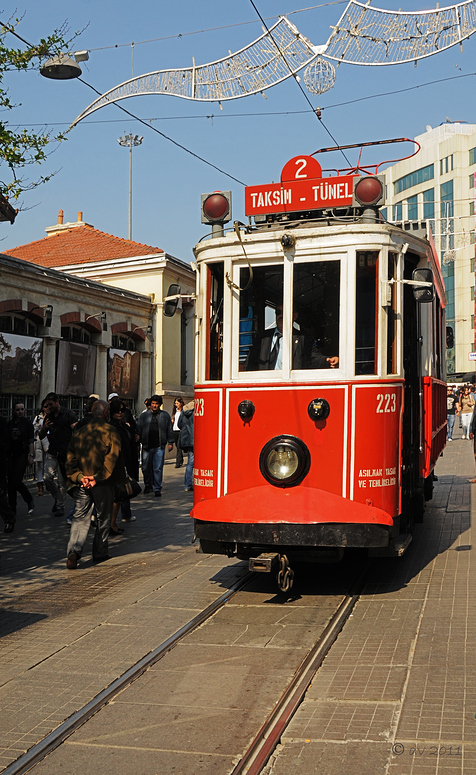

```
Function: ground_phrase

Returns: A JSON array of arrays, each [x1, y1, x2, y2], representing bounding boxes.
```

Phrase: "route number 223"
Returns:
[[376, 393, 396, 413], [195, 398, 205, 416]]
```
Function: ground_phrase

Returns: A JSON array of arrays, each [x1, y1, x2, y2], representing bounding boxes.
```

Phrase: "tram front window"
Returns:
[[241, 260, 340, 372], [355, 251, 378, 375], [292, 261, 340, 371], [207, 262, 224, 381], [240, 265, 284, 371]]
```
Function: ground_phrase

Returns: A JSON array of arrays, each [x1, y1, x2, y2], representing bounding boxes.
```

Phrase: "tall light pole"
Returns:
[[117, 133, 143, 240]]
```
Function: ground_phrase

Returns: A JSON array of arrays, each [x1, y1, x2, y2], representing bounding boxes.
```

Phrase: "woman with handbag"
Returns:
[[459, 385, 475, 440], [109, 399, 140, 532]]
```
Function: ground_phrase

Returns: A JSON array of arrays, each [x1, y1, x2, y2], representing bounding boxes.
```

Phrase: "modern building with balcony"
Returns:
[[382, 121, 476, 377]]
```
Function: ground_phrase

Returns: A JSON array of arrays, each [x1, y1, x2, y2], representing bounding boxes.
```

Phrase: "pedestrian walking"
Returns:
[[6, 402, 35, 517], [178, 400, 194, 492], [33, 401, 49, 496], [136, 394, 174, 497], [458, 385, 474, 439], [109, 398, 139, 528], [65, 399, 125, 568], [140, 398, 152, 492], [446, 385, 459, 441], [172, 397, 184, 468], [39, 393, 77, 518]]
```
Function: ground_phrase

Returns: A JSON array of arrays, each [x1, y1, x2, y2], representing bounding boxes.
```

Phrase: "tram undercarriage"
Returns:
[[195, 514, 412, 591]]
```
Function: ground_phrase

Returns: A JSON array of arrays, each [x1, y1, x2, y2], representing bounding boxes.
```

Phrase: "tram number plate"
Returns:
[[195, 398, 205, 416], [376, 393, 397, 413]]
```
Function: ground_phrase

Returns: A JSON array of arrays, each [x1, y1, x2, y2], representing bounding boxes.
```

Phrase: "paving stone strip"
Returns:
[[265, 430, 476, 775], [0, 465, 245, 771]]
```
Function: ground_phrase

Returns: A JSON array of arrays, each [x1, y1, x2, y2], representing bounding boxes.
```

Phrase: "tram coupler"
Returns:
[[249, 553, 279, 573]]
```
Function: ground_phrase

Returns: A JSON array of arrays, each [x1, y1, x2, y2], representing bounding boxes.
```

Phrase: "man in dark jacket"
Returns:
[[65, 400, 124, 568], [135, 394, 173, 497], [39, 392, 77, 517], [6, 402, 35, 516]]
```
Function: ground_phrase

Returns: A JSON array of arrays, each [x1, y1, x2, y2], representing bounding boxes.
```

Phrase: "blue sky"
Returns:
[[1, 0, 476, 263]]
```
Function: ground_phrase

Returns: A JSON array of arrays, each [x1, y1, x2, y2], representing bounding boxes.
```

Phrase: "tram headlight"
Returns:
[[259, 435, 310, 488]]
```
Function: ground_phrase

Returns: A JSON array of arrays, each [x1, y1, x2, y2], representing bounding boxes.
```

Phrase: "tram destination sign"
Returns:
[[245, 155, 356, 217]]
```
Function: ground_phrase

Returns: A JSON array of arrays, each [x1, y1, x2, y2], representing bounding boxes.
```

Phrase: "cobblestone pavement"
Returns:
[[0, 462, 247, 771], [265, 427, 476, 775], [2, 431, 476, 775]]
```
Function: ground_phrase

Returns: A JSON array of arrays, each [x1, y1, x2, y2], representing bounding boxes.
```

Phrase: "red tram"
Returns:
[[188, 143, 446, 590]]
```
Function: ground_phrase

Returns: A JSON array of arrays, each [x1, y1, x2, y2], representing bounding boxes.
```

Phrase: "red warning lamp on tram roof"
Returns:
[[352, 175, 385, 207], [201, 191, 232, 224]]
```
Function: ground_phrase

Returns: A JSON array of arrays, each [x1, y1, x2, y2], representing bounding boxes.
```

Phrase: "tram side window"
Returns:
[[387, 252, 398, 374], [292, 261, 340, 370], [206, 262, 224, 381], [241, 265, 284, 371], [433, 294, 442, 380], [356, 251, 378, 375]]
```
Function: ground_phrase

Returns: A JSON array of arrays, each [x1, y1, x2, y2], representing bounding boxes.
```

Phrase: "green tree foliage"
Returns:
[[0, 15, 77, 201]]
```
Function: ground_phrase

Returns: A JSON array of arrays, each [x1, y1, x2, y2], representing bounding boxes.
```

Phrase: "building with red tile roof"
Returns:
[[7, 210, 165, 267], [3, 210, 195, 415]]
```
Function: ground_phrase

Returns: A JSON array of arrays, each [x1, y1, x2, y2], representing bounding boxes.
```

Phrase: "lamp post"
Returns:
[[117, 133, 143, 240]]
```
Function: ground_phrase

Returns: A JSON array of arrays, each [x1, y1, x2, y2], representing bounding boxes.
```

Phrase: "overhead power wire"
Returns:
[[9, 70, 476, 130], [13, 69, 476, 129], [77, 78, 248, 186], [84, 2, 346, 52], [0, 19, 248, 187], [247, 0, 352, 166], [0, 19, 34, 47]]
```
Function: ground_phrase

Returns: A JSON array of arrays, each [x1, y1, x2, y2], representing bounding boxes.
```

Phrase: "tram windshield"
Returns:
[[292, 261, 340, 371], [240, 260, 340, 373]]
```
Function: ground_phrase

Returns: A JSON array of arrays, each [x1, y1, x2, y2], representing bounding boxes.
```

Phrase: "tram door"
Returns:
[[401, 254, 423, 529]]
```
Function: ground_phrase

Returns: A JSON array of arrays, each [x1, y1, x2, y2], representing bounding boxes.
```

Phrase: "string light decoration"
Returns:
[[325, 0, 476, 65], [303, 56, 336, 95], [71, 16, 320, 126], [72, 1, 476, 126], [443, 249, 456, 264]]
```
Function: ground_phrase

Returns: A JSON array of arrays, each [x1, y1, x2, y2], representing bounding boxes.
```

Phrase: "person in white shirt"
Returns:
[[171, 397, 184, 468]]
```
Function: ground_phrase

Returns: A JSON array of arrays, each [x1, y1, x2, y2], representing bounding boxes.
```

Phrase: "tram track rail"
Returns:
[[231, 589, 361, 775], [3, 561, 369, 775], [2, 571, 255, 775]]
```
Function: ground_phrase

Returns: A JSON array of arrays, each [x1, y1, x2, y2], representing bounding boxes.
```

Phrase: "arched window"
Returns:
[[0, 314, 38, 337], [111, 333, 136, 351], [61, 325, 91, 344]]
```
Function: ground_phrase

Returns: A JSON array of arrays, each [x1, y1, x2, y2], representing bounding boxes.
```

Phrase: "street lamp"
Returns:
[[40, 53, 82, 79], [117, 133, 143, 241]]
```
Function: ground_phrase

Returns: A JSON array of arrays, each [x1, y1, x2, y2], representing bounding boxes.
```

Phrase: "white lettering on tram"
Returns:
[[250, 189, 292, 208], [193, 467, 215, 487], [357, 468, 396, 489], [312, 181, 351, 202]]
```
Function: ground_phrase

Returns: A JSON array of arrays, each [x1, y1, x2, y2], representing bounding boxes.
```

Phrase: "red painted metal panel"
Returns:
[[245, 177, 355, 216], [193, 389, 222, 501], [224, 385, 347, 498], [192, 484, 393, 527], [420, 377, 447, 476], [351, 384, 403, 518]]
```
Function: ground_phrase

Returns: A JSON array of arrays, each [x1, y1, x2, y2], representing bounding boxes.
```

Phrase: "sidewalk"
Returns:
[[266, 428, 476, 774], [2, 435, 476, 774]]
